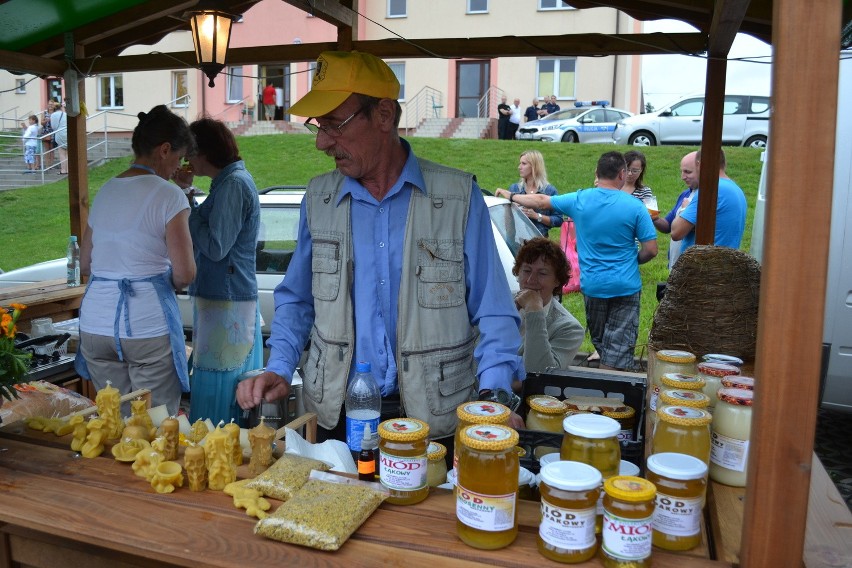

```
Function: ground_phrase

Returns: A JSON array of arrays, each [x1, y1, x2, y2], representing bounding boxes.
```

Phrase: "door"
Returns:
[[456, 61, 490, 118], [659, 97, 704, 143], [261, 65, 290, 121], [721, 95, 749, 144]]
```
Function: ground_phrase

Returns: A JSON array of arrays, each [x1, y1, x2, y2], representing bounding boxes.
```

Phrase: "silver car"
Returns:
[[516, 104, 633, 143], [0, 188, 540, 338]]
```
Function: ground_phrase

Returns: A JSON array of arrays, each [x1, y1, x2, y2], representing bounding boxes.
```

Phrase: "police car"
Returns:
[[515, 101, 633, 143]]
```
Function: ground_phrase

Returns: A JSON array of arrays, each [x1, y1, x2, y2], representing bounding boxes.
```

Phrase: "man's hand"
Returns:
[[236, 371, 290, 411], [508, 411, 526, 430]]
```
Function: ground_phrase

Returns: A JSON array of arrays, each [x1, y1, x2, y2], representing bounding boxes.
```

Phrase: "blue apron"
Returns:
[[75, 270, 190, 392]]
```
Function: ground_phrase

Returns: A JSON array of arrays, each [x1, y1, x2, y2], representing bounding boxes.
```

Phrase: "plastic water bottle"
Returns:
[[66, 235, 80, 287], [345, 361, 381, 457]]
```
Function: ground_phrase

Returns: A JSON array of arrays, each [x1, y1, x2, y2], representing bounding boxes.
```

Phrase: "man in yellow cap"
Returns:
[[237, 51, 524, 450]]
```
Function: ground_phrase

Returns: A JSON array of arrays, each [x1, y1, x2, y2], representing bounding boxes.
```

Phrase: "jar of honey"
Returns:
[[538, 461, 602, 563], [652, 406, 712, 464], [645, 452, 707, 551], [721, 375, 755, 391], [648, 350, 696, 417], [561, 413, 621, 479], [518, 466, 536, 501], [696, 361, 740, 413], [456, 424, 519, 550], [426, 441, 448, 488], [378, 418, 430, 505], [602, 406, 636, 442], [701, 353, 743, 367], [600, 476, 656, 567], [659, 389, 710, 411], [453, 401, 510, 470], [526, 395, 567, 433], [709, 388, 754, 487]]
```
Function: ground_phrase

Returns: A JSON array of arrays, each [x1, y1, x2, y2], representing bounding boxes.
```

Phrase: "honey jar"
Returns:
[[696, 361, 740, 412], [648, 350, 696, 417], [701, 353, 743, 367], [426, 441, 448, 488], [526, 395, 567, 433], [600, 476, 656, 567], [652, 406, 712, 464], [721, 375, 755, 390], [378, 418, 430, 505], [453, 401, 510, 470], [645, 452, 707, 551], [659, 389, 710, 411], [456, 424, 520, 550], [709, 388, 754, 487], [561, 413, 621, 479], [538, 461, 602, 564], [602, 406, 636, 442]]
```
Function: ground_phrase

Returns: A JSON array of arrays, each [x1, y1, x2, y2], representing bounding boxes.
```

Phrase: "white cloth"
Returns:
[[23, 124, 39, 147], [80, 175, 189, 338]]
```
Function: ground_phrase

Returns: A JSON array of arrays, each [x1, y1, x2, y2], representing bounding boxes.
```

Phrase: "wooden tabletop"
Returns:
[[0, 278, 85, 330], [0, 426, 725, 568]]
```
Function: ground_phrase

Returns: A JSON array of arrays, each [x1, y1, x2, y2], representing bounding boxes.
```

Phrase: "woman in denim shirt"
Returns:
[[177, 118, 262, 424], [494, 150, 563, 235]]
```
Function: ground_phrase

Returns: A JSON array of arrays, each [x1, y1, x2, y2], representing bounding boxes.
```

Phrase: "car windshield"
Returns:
[[541, 108, 586, 122], [488, 202, 542, 257]]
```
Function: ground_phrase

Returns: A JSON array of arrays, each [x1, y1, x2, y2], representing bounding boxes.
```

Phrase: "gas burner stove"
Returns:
[[24, 353, 76, 383]]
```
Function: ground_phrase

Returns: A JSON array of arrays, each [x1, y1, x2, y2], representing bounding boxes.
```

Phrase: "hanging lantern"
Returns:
[[189, 8, 236, 87]]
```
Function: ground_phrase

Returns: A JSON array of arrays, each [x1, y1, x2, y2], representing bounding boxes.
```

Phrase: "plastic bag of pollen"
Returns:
[[254, 470, 389, 551], [245, 452, 331, 501]]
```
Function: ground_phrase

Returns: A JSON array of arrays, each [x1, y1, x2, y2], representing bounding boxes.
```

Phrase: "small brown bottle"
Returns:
[[358, 423, 378, 481]]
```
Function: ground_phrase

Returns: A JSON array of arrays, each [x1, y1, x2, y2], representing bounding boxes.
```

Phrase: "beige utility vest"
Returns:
[[302, 157, 478, 439]]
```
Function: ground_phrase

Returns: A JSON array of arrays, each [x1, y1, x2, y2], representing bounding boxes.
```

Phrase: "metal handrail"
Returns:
[[210, 94, 254, 123], [404, 85, 444, 134], [477, 85, 506, 120]]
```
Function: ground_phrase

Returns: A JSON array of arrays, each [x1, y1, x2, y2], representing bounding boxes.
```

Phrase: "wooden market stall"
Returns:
[[2, 1, 851, 566]]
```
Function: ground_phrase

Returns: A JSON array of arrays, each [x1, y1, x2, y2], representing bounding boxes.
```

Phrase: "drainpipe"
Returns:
[[612, 10, 620, 106]]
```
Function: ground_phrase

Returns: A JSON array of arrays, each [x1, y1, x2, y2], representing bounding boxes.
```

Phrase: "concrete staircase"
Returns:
[[228, 120, 310, 136], [412, 117, 496, 139]]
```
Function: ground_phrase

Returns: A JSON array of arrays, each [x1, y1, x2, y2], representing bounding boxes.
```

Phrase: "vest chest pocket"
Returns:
[[311, 237, 342, 301], [417, 239, 464, 308]]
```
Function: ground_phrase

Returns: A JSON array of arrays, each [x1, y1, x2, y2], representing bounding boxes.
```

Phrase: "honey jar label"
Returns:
[[652, 493, 702, 537], [602, 511, 653, 561], [710, 432, 749, 471], [379, 453, 427, 490], [456, 486, 516, 532], [540, 501, 596, 550]]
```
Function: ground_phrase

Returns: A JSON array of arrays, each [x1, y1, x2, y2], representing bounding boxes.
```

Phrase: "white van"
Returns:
[[612, 94, 770, 148]]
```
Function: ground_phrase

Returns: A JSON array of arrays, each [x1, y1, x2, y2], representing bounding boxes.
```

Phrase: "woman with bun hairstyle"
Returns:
[[77, 105, 196, 416]]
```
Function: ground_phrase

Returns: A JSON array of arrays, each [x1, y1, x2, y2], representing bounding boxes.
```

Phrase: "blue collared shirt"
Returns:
[[266, 140, 523, 393]]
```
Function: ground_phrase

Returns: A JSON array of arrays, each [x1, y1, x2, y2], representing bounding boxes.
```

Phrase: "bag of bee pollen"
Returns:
[[245, 452, 330, 501], [254, 471, 388, 551]]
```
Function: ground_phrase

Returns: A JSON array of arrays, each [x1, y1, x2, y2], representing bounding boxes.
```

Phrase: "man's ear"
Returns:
[[376, 99, 396, 131]]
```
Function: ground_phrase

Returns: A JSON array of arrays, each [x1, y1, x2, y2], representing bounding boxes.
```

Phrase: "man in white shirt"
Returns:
[[506, 98, 521, 140]]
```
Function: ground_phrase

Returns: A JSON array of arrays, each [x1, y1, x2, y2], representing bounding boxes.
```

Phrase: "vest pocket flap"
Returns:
[[419, 239, 463, 262], [418, 263, 462, 283], [437, 356, 476, 397], [312, 255, 339, 274]]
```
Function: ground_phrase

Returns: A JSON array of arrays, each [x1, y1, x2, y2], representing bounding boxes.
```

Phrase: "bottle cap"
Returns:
[[70, 235, 78, 242], [355, 361, 371, 373], [360, 423, 377, 450]]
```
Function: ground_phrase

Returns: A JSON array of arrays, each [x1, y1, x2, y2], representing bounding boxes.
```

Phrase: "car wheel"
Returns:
[[629, 131, 656, 146], [561, 131, 579, 143], [745, 135, 767, 149]]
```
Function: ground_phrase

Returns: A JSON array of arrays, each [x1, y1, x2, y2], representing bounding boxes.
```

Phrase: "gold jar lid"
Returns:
[[527, 395, 567, 415], [602, 405, 635, 420], [661, 372, 705, 390], [378, 418, 430, 442], [660, 389, 710, 408], [456, 401, 510, 424], [460, 424, 519, 451], [656, 349, 696, 364], [697, 362, 740, 377], [657, 406, 712, 426], [427, 441, 447, 461], [604, 476, 656, 502]]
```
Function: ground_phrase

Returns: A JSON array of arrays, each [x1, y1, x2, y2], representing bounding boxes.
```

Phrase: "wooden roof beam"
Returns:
[[279, 0, 357, 28], [0, 48, 66, 76], [707, 0, 751, 56]]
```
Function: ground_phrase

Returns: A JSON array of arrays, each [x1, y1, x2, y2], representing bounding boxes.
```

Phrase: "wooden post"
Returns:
[[694, 57, 726, 245], [739, 0, 841, 565], [67, 44, 89, 244]]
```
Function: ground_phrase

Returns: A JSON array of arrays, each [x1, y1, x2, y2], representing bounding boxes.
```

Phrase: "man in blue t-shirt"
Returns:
[[511, 151, 658, 371], [654, 151, 699, 269], [672, 149, 747, 250]]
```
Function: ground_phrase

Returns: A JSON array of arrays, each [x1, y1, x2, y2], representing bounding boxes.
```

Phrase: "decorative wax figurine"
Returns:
[[81, 417, 107, 458], [132, 443, 164, 481], [184, 443, 208, 492], [248, 416, 275, 477], [151, 461, 184, 494], [189, 419, 209, 444], [95, 381, 124, 440], [224, 420, 243, 466], [130, 398, 156, 439], [204, 423, 236, 491], [69, 414, 87, 452], [159, 416, 179, 461]]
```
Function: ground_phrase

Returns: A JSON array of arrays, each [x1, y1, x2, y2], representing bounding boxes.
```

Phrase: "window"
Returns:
[[98, 75, 124, 109], [388, 0, 406, 17], [15, 79, 26, 94], [227, 66, 244, 103], [539, 0, 574, 9], [172, 71, 189, 107], [387, 62, 406, 100], [749, 96, 770, 114], [467, 0, 488, 14], [670, 99, 703, 117], [537, 58, 576, 100]]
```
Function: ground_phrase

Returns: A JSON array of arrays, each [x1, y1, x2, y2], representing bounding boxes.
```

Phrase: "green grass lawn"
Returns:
[[0, 134, 764, 357]]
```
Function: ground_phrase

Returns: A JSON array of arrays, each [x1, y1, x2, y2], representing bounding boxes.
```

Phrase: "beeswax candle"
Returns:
[[151, 461, 184, 494], [184, 443, 208, 492], [81, 417, 107, 458], [69, 414, 87, 452], [248, 416, 276, 477], [130, 398, 156, 439], [95, 381, 123, 440], [224, 420, 243, 466], [159, 416, 179, 461], [204, 422, 236, 491]]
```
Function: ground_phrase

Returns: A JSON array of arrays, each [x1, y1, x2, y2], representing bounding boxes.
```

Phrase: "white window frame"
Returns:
[[467, 0, 488, 14], [227, 66, 244, 103], [387, 62, 406, 101], [537, 58, 577, 100], [538, 0, 575, 10], [98, 74, 124, 109], [15, 79, 26, 94], [172, 71, 189, 107], [388, 0, 406, 18]]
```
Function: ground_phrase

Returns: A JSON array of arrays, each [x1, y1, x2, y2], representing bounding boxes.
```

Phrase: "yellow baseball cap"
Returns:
[[288, 51, 400, 118]]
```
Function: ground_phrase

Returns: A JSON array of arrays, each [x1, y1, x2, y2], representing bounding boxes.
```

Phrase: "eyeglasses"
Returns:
[[626, 168, 643, 175], [304, 107, 364, 137]]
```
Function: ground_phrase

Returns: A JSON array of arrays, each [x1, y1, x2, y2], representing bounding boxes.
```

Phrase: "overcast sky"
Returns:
[[641, 20, 773, 110]]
